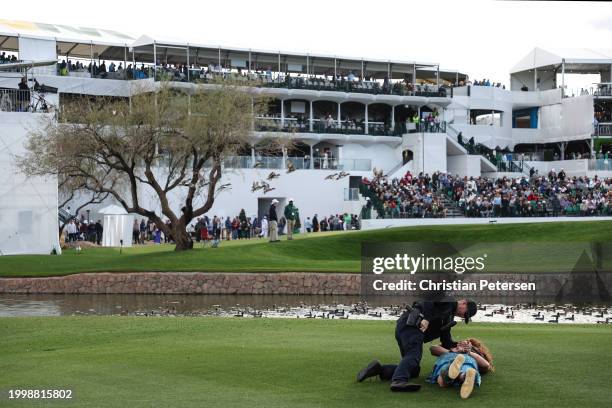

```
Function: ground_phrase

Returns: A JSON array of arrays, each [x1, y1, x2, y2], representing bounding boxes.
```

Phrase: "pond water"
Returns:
[[0, 294, 610, 324]]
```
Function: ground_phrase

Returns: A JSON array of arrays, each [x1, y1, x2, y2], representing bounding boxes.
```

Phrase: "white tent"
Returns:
[[99, 205, 133, 247]]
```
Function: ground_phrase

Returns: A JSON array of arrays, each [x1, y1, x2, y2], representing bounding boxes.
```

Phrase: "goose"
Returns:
[[531, 311, 542, 318], [234, 311, 244, 318], [335, 171, 350, 179], [267, 171, 280, 180], [534, 314, 545, 321], [547, 316, 559, 323], [564, 314, 575, 321], [506, 311, 515, 319]]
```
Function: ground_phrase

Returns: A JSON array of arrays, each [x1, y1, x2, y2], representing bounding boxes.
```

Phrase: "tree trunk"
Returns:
[[173, 226, 194, 251]]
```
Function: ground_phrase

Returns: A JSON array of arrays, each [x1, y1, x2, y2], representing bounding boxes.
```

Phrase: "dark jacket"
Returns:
[[413, 301, 458, 349], [269, 204, 278, 222], [284, 203, 297, 220]]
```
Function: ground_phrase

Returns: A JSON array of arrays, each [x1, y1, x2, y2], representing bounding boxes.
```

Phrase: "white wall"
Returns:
[[447, 155, 481, 177], [0, 113, 61, 255], [524, 159, 588, 175], [340, 142, 398, 172], [361, 217, 612, 230]]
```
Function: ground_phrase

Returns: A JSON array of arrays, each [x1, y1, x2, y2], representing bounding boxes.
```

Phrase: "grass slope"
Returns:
[[1, 221, 612, 277], [1, 317, 611, 408]]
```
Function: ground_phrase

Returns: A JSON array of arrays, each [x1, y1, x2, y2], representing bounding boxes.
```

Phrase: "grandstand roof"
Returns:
[[0, 19, 468, 82], [511, 47, 612, 74]]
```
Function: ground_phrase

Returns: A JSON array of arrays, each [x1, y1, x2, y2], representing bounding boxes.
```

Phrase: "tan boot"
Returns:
[[460, 368, 477, 399]]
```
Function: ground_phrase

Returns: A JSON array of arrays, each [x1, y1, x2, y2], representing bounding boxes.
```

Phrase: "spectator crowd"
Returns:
[[360, 169, 612, 219]]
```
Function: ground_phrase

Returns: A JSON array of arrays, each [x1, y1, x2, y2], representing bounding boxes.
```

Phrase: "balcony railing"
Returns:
[[153, 67, 448, 97], [594, 124, 612, 136], [255, 117, 445, 136], [588, 159, 612, 171], [0, 88, 54, 113], [222, 155, 371, 171]]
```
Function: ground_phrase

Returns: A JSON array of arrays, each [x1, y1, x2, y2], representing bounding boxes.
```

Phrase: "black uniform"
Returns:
[[381, 301, 458, 383], [269, 204, 278, 222]]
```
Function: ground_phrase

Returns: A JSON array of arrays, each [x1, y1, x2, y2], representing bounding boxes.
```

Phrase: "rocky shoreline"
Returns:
[[0, 272, 361, 295]]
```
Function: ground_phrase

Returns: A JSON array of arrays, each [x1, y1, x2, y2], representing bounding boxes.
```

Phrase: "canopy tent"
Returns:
[[0, 19, 469, 84], [510, 47, 612, 91], [0, 19, 136, 61], [130, 34, 468, 84], [99, 205, 133, 248], [511, 47, 612, 74]]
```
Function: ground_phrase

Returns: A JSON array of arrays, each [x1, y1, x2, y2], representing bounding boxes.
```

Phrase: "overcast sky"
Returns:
[[3, 0, 612, 88]]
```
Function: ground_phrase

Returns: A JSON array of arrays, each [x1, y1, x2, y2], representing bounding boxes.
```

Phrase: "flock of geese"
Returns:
[[125, 302, 612, 324], [248, 164, 351, 196], [479, 304, 612, 324]]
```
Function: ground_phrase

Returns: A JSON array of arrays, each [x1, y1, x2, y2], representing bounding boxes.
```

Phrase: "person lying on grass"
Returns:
[[427, 338, 494, 399]]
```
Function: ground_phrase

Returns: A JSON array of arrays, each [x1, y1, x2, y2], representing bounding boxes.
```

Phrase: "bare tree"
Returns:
[[19, 81, 270, 251]]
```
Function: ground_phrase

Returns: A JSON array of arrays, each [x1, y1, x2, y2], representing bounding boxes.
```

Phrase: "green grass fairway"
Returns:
[[1, 317, 611, 407], [1, 221, 612, 277]]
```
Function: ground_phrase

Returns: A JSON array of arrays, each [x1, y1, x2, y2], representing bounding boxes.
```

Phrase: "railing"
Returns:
[[0, 89, 31, 112], [588, 159, 612, 171], [496, 160, 525, 173], [222, 155, 371, 171], [312, 158, 371, 171], [344, 188, 360, 201], [255, 117, 403, 136], [595, 124, 612, 136], [0, 88, 54, 113], [155, 68, 448, 97]]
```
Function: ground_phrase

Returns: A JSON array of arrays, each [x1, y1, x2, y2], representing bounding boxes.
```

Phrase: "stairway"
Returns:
[[434, 190, 465, 218]]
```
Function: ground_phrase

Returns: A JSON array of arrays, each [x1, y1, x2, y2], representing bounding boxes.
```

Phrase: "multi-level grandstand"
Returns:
[[1, 20, 611, 254]]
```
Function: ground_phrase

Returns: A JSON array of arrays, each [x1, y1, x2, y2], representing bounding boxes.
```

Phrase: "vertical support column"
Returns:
[[248, 50, 252, 74], [309, 144, 314, 169], [123, 46, 127, 79], [436, 65, 440, 87], [561, 59, 565, 96], [153, 42, 157, 79], [281, 146, 287, 169], [334, 58, 337, 78], [309, 100, 314, 132], [337, 102, 341, 128], [90, 42, 94, 78], [251, 146, 256, 166], [280, 99, 285, 128], [218, 47, 221, 69], [534, 68, 538, 91], [361, 59, 364, 79], [455, 71, 458, 85], [186, 47, 190, 82], [365, 104, 369, 135], [306, 55, 309, 76], [277, 52, 281, 75], [413, 64, 417, 85], [154, 42, 158, 77], [391, 105, 395, 132]]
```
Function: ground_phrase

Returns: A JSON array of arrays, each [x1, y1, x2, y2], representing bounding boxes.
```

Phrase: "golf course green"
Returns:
[[1, 221, 612, 277], [1, 317, 611, 407]]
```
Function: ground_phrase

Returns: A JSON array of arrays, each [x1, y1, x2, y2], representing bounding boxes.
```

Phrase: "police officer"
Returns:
[[356, 299, 477, 392]]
